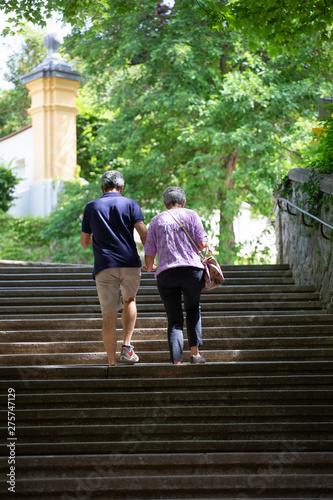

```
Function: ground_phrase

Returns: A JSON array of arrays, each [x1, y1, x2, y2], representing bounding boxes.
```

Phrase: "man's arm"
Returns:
[[80, 232, 93, 249], [134, 221, 147, 245]]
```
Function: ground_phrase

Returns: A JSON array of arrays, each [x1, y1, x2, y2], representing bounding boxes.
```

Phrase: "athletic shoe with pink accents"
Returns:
[[120, 345, 139, 363]]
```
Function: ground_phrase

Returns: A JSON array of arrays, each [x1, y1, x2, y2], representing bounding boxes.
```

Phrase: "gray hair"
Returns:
[[101, 170, 125, 191], [163, 187, 186, 208]]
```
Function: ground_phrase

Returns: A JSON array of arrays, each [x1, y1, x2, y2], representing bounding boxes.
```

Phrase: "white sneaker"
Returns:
[[120, 345, 139, 363]]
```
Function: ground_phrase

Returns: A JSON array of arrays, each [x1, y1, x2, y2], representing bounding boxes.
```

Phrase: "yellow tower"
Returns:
[[21, 33, 80, 183]]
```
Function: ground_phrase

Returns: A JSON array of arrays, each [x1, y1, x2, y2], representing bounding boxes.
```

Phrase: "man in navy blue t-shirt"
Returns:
[[81, 170, 147, 367]]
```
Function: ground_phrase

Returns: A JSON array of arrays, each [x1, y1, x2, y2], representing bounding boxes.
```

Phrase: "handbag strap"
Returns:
[[167, 208, 203, 255]]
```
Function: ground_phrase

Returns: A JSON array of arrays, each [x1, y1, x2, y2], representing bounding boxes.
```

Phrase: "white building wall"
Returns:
[[0, 125, 60, 216]]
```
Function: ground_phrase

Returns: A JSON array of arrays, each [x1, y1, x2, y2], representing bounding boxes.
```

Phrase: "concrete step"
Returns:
[[0, 268, 293, 280], [1, 325, 332, 343], [1, 336, 332, 355], [6, 422, 333, 445], [2, 388, 331, 409], [0, 310, 326, 321], [0, 263, 291, 273], [0, 291, 321, 305], [0, 299, 322, 315], [2, 359, 333, 380], [1, 373, 332, 394], [2, 473, 332, 498], [1, 313, 331, 332], [0, 277, 297, 288], [3, 438, 333, 456], [2, 404, 333, 426], [2, 346, 333, 366], [1, 452, 332, 478], [0, 284, 317, 297], [0, 263, 330, 498]]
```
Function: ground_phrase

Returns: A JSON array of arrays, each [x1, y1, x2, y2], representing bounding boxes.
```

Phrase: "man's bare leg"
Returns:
[[122, 296, 137, 345], [102, 311, 118, 365]]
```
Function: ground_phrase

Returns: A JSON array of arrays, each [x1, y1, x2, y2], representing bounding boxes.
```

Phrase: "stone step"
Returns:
[[1, 360, 333, 381], [5, 422, 333, 445], [1, 452, 332, 478], [1, 374, 332, 394], [1, 336, 332, 355], [0, 270, 291, 280], [1, 313, 331, 331], [0, 277, 297, 287], [3, 438, 333, 456], [0, 263, 291, 273], [0, 298, 323, 312], [0, 291, 321, 305], [2, 404, 333, 426], [2, 346, 333, 366], [2, 473, 332, 498], [0, 284, 317, 297], [1, 325, 332, 343], [0, 263, 330, 499], [0, 310, 326, 321], [2, 388, 331, 409], [0, 269, 293, 279]]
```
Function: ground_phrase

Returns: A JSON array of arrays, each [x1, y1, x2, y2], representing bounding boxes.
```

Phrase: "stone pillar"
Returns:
[[21, 33, 80, 182]]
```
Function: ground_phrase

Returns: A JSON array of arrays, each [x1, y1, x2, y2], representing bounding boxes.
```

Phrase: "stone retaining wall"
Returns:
[[275, 168, 333, 313]]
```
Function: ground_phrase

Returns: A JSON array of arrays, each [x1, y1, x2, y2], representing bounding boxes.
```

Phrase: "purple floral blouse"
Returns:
[[144, 208, 208, 277]]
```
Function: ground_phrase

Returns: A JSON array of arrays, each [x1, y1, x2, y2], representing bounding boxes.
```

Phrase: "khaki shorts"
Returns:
[[95, 267, 141, 314]]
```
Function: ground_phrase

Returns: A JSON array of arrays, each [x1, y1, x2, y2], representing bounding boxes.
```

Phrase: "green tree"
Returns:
[[2, 0, 333, 51], [0, 181, 99, 264], [66, 0, 333, 261], [39, 180, 100, 263], [195, 0, 333, 50], [0, 26, 47, 138], [0, 162, 20, 212]]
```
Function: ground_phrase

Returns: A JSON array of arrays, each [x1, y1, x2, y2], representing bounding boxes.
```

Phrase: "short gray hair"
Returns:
[[101, 170, 125, 191], [163, 187, 186, 208]]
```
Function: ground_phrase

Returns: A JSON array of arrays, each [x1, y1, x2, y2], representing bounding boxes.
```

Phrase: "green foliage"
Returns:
[[0, 213, 50, 261], [2, 1, 333, 264], [76, 113, 110, 181], [66, 0, 333, 262], [306, 116, 333, 175], [0, 181, 100, 264], [3, 0, 333, 54], [0, 26, 47, 138], [0, 0, 156, 35], [196, 0, 333, 52], [273, 175, 293, 200], [0, 164, 20, 212], [298, 116, 333, 216], [39, 180, 100, 263]]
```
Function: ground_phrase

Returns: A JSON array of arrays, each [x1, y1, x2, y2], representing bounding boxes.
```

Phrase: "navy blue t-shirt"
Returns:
[[81, 192, 144, 277]]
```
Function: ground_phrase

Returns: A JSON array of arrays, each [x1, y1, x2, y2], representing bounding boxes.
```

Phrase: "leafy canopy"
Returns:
[[0, 163, 20, 212], [1, 1, 333, 263], [66, 0, 333, 261], [0, 26, 47, 138], [2, 0, 333, 53]]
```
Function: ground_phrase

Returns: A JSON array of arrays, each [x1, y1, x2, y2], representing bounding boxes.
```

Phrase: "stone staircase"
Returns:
[[0, 263, 332, 499]]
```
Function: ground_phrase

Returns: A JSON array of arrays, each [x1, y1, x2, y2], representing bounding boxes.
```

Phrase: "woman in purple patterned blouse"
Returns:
[[144, 187, 208, 364]]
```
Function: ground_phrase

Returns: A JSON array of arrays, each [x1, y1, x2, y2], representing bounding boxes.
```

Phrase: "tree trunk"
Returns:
[[217, 153, 238, 263]]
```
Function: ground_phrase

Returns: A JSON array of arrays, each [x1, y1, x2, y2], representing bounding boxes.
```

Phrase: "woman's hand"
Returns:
[[143, 254, 157, 272], [142, 264, 157, 272], [196, 241, 207, 251]]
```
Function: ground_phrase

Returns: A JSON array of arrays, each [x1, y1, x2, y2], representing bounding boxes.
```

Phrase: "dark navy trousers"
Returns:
[[156, 266, 204, 363]]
